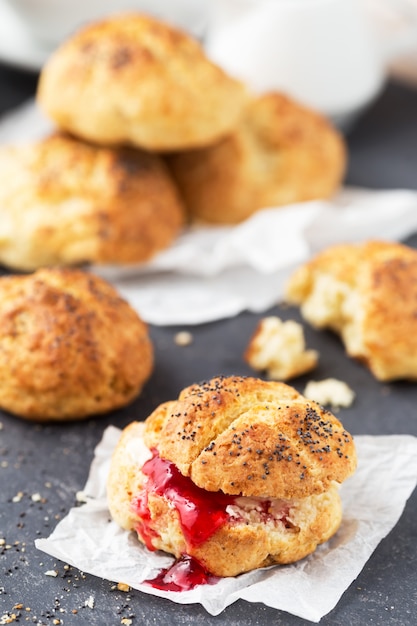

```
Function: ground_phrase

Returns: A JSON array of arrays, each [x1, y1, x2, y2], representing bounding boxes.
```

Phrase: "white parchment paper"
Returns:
[[3, 101, 417, 325], [35, 426, 417, 621]]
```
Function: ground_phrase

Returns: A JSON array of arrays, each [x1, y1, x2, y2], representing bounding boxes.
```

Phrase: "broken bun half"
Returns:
[[107, 375, 356, 578], [285, 240, 417, 381]]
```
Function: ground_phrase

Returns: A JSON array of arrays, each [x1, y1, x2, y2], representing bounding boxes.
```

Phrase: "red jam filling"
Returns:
[[132, 448, 235, 550], [132, 448, 292, 591], [144, 555, 219, 592]]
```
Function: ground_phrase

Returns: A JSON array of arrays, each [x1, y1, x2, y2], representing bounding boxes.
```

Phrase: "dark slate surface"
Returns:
[[1, 67, 417, 625]]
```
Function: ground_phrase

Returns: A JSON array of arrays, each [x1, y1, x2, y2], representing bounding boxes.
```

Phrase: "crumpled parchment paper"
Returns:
[[35, 426, 417, 621]]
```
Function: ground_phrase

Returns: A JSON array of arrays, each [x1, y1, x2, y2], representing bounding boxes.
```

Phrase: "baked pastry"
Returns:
[[37, 13, 247, 152], [244, 316, 318, 380], [107, 375, 356, 578], [0, 268, 153, 421], [167, 92, 346, 224], [285, 239, 417, 381], [0, 133, 185, 271]]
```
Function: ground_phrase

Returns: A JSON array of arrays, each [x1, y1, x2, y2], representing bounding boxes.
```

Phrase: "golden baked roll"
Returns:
[[167, 92, 346, 224], [285, 239, 417, 381], [0, 268, 153, 421], [107, 375, 356, 578], [0, 133, 185, 271], [37, 13, 247, 152]]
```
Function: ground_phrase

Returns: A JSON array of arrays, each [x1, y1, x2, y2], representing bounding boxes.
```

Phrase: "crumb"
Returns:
[[84, 595, 95, 609], [121, 619, 133, 625], [11, 492, 24, 503], [174, 331, 193, 346], [44, 569, 58, 577], [304, 378, 355, 408], [117, 582, 131, 592], [244, 316, 318, 380], [0, 613, 18, 624], [31, 493, 42, 502]]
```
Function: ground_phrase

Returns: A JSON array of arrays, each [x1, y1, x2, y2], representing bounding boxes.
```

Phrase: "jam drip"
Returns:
[[145, 555, 219, 592], [132, 448, 235, 550]]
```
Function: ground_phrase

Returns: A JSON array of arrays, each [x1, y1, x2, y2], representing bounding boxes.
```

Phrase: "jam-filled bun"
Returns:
[[37, 13, 247, 152], [0, 268, 153, 421], [0, 133, 185, 271], [286, 240, 417, 381], [167, 92, 346, 224], [107, 376, 356, 577]]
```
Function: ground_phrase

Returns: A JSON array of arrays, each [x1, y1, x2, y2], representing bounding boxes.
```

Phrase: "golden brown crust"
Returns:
[[0, 269, 153, 420], [167, 92, 346, 224], [0, 133, 185, 271], [143, 375, 356, 499], [37, 13, 247, 152], [285, 240, 417, 381], [107, 420, 343, 577]]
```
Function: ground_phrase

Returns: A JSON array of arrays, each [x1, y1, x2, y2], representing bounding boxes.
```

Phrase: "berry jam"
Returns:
[[132, 448, 235, 550], [132, 449, 291, 592], [144, 554, 219, 592]]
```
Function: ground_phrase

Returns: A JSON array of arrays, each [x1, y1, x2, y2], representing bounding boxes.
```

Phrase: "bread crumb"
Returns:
[[117, 582, 130, 592], [121, 619, 133, 625], [174, 331, 193, 346], [244, 316, 318, 380], [1, 613, 18, 624], [304, 378, 355, 408], [44, 569, 58, 577], [31, 493, 42, 502], [84, 595, 95, 609]]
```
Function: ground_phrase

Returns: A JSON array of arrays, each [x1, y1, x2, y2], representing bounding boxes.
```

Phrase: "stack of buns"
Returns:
[[0, 12, 346, 275], [0, 13, 249, 272]]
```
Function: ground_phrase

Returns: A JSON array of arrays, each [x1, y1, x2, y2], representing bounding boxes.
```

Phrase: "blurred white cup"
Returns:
[[205, 0, 417, 129], [1, 0, 209, 48]]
